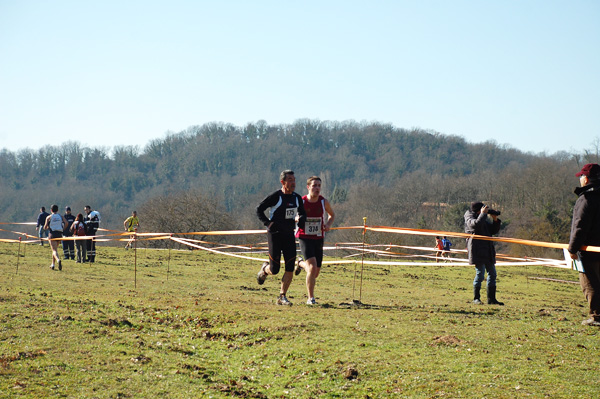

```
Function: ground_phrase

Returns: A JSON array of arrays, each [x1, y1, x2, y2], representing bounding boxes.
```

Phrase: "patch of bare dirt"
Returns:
[[431, 335, 464, 346]]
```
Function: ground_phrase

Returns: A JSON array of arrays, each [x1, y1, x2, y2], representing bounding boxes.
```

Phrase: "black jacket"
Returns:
[[464, 210, 501, 265], [569, 182, 600, 261], [37, 211, 49, 228], [84, 211, 100, 235], [256, 190, 306, 235]]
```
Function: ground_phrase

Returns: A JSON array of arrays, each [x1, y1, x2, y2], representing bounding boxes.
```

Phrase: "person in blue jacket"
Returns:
[[441, 236, 453, 261]]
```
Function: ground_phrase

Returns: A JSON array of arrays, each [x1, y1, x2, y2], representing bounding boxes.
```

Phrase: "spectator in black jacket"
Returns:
[[36, 207, 50, 246], [568, 163, 600, 327], [464, 202, 503, 305], [84, 205, 101, 263], [62, 206, 76, 260]]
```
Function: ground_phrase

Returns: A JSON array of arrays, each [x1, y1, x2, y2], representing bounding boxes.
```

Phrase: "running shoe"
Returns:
[[582, 318, 600, 327], [58, 259, 62, 271], [306, 297, 317, 305], [257, 261, 268, 285], [277, 294, 292, 306], [294, 256, 304, 275], [50, 264, 55, 270]]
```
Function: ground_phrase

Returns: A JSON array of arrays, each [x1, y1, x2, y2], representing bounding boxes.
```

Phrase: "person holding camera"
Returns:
[[464, 202, 504, 305]]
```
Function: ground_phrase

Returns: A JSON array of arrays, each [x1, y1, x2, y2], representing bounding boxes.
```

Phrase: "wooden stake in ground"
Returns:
[[134, 232, 137, 289], [359, 217, 367, 303], [16, 237, 21, 275], [167, 235, 172, 281], [353, 217, 367, 304]]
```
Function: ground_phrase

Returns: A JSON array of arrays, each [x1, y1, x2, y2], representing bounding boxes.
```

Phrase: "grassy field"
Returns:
[[0, 241, 598, 398]]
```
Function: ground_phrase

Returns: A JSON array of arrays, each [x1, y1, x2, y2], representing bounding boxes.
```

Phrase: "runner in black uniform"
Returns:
[[256, 170, 306, 305]]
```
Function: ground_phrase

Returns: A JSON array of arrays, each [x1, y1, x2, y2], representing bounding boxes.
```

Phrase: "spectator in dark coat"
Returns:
[[568, 163, 600, 327], [36, 207, 50, 246], [464, 202, 503, 305]]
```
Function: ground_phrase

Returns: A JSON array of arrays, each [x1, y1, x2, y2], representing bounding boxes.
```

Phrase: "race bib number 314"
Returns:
[[305, 217, 322, 235]]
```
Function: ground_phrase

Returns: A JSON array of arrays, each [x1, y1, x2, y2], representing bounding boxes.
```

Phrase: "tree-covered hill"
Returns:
[[1, 119, 596, 257]]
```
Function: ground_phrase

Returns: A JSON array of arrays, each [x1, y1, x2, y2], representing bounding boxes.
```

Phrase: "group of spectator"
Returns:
[[36, 205, 100, 268], [460, 161, 600, 327]]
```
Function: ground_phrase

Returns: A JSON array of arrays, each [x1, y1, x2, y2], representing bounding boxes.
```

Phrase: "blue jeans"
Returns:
[[38, 226, 48, 240], [473, 263, 497, 290]]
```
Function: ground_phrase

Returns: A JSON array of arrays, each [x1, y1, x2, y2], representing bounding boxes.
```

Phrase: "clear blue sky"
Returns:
[[1, 1, 598, 155]]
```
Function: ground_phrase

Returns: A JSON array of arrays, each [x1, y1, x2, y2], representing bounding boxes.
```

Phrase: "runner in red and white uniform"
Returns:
[[295, 176, 335, 305]]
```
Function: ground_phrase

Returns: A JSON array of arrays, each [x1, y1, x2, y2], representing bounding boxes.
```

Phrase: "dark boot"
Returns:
[[487, 286, 504, 305], [473, 287, 483, 304]]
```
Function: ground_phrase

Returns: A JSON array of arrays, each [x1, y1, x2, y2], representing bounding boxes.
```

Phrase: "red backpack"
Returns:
[[76, 222, 86, 237]]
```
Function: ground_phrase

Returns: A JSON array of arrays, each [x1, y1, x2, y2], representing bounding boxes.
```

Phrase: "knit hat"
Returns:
[[470, 202, 484, 213]]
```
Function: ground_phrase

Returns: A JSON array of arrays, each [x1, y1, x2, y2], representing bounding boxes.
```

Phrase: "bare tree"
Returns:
[[138, 190, 234, 248]]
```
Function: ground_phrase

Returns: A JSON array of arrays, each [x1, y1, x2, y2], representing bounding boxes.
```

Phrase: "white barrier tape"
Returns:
[[170, 237, 266, 262]]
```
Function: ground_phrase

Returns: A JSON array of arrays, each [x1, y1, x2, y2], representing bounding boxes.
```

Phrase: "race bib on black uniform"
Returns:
[[285, 208, 297, 220]]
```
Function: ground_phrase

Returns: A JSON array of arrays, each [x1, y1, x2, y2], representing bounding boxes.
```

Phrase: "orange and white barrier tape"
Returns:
[[0, 222, 594, 270]]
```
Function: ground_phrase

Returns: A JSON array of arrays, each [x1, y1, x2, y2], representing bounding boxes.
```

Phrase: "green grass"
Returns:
[[1, 242, 598, 398]]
